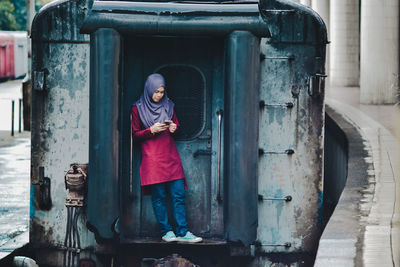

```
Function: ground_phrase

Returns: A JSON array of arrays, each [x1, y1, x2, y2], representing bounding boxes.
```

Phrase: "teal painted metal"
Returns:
[[87, 28, 121, 240], [85, 1, 268, 246], [29, 0, 328, 265], [30, 0, 95, 264], [324, 111, 348, 213], [81, 2, 270, 37], [259, 0, 327, 44], [224, 31, 260, 246], [255, 0, 327, 257]]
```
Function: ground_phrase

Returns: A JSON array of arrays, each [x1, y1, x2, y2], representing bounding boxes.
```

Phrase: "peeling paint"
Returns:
[[257, 39, 324, 254], [30, 0, 326, 265]]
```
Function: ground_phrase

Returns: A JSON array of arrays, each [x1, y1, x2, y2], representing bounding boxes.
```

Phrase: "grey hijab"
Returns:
[[135, 73, 174, 128]]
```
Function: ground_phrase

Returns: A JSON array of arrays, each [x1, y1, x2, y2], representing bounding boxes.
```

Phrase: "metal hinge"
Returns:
[[33, 69, 48, 91], [308, 73, 327, 97], [258, 148, 294, 155], [32, 166, 52, 210]]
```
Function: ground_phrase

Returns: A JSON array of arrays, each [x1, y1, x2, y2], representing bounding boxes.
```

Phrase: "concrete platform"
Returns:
[[315, 87, 400, 267]]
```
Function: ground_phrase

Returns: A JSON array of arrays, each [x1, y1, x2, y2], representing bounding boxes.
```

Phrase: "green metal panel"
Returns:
[[256, 0, 327, 256], [224, 31, 260, 246], [29, 0, 329, 264], [87, 28, 121, 240], [81, 2, 270, 37]]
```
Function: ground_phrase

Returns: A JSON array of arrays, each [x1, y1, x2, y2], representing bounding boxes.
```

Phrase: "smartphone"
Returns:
[[164, 121, 172, 125]]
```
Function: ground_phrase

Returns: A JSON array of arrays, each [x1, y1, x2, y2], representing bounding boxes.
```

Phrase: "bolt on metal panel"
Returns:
[[256, 0, 327, 257], [30, 0, 93, 263], [28, 0, 328, 265]]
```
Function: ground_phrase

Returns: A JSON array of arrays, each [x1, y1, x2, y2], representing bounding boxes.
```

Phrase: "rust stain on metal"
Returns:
[[31, 217, 55, 244]]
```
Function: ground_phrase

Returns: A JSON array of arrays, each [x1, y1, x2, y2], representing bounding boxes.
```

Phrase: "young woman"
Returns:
[[131, 73, 202, 243]]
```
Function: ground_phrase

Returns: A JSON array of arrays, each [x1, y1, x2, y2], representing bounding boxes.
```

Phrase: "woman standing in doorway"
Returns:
[[131, 73, 202, 243]]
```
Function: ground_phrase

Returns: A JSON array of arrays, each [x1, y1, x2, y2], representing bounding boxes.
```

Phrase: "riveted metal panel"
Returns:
[[256, 0, 327, 258], [30, 1, 94, 265], [257, 42, 325, 254], [28, 0, 328, 265]]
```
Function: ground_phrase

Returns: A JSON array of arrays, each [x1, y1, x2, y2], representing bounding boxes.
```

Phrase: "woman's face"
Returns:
[[152, 86, 165, 103]]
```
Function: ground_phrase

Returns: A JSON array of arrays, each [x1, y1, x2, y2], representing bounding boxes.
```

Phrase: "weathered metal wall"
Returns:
[[224, 31, 260, 246], [30, 0, 95, 264], [87, 28, 121, 240], [255, 0, 327, 263], [81, 1, 269, 246], [28, 0, 327, 265]]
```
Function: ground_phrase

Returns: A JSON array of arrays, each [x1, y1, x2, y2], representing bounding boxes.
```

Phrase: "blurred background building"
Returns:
[[294, 0, 399, 104]]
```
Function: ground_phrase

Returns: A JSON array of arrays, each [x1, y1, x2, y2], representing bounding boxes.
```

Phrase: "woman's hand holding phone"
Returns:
[[150, 122, 169, 134]]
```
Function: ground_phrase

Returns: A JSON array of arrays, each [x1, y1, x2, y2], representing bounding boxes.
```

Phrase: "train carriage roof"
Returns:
[[81, 1, 271, 37]]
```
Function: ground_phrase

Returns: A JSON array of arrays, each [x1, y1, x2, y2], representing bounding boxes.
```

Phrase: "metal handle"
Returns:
[[258, 194, 292, 202], [259, 100, 294, 109], [216, 109, 223, 202], [258, 148, 295, 155], [258, 242, 292, 248], [129, 114, 135, 199], [193, 149, 213, 158]]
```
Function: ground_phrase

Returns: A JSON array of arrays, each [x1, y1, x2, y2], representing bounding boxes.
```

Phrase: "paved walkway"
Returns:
[[0, 131, 30, 260], [315, 86, 400, 266], [0, 79, 30, 261]]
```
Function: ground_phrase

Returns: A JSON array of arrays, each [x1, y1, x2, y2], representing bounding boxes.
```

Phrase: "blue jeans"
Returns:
[[151, 179, 188, 237]]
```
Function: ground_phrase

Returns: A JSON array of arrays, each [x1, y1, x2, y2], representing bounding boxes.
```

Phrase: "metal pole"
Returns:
[[26, 0, 36, 35], [216, 109, 223, 202], [11, 100, 15, 136], [19, 99, 22, 133]]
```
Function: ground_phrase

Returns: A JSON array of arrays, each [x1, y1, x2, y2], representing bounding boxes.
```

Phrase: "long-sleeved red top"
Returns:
[[131, 105, 185, 188]]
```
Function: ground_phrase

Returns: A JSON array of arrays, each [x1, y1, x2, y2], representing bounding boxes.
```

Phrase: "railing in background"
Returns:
[[10, 99, 23, 136], [11, 100, 14, 136]]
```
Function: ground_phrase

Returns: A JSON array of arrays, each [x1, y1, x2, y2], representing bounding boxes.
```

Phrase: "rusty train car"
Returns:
[[0, 31, 28, 81], [26, 0, 327, 266], [0, 32, 15, 81]]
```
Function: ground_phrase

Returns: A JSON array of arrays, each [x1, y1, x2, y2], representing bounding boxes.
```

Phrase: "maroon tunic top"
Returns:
[[131, 105, 185, 187]]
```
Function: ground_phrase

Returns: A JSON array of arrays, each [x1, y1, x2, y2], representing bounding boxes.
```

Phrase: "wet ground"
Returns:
[[0, 80, 30, 259]]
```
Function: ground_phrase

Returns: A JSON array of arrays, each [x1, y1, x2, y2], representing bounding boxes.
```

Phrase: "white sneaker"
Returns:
[[176, 231, 203, 243], [162, 231, 178, 242]]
